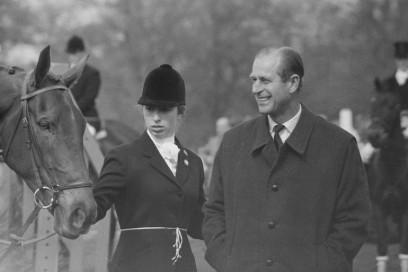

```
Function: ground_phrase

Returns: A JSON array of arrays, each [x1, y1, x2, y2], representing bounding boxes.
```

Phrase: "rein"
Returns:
[[0, 70, 92, 264]]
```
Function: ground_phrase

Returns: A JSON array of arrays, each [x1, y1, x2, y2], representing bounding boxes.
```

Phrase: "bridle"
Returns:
[[0, 69, 92, 263], [4, 69, 93, 208]]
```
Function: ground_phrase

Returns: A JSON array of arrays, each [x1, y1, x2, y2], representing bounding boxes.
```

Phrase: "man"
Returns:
[[202, 46, 371, 272], [66, 35, 102, 133]]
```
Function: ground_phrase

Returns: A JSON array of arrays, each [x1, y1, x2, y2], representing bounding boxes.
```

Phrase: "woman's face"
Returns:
[[143, 105, 180, 139]]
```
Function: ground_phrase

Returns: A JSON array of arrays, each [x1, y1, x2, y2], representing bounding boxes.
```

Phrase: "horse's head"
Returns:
[[0, 46, 97, 239], [367, 78, 402, 148]]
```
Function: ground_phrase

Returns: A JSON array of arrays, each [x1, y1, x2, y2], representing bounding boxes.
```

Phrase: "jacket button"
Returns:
[[268, 221, 276, 229], [266, 259, 274, 266], [271, 184, 280, 192]]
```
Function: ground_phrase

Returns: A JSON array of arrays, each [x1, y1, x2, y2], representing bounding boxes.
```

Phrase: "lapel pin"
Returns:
[[184, 159, 189, 166]]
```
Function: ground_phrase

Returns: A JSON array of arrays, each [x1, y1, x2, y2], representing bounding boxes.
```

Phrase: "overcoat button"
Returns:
[[184, 159, 189, 166], [271, 184, 280, 192], [266, 259, 274, 266], [268, 221, 276, 229]]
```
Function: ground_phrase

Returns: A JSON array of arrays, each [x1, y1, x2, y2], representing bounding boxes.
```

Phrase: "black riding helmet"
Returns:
[[138, 64, 185, 107]]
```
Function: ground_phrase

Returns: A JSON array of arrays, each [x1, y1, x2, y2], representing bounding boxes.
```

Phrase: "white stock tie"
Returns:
[[158, 142, 180, 176]]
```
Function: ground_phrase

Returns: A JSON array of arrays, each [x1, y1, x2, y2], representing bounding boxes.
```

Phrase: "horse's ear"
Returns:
[[374, 77, 381, 92], [61, 53, 89, 88], [33, 46, 51, 88]]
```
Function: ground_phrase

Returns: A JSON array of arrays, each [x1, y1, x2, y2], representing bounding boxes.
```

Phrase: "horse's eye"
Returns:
[[38, 120, 51, 130], [51, 77, 60, 84]]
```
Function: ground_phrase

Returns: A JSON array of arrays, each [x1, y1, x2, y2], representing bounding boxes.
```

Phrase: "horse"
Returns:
[[366, 78, 408, 272], [0, 46, 97, 247]]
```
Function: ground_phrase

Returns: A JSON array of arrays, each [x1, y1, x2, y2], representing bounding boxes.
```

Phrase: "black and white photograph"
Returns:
[[0, 0, 408, 271]]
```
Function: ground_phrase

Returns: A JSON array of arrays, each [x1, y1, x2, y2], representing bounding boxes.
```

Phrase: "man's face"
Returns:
[[250, 54, 292, 118], [396, 58, 408, 72]]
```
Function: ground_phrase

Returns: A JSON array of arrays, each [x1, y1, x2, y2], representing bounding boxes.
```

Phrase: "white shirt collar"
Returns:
[[268, 104, 302, 142], [147, 130, 175, 146]]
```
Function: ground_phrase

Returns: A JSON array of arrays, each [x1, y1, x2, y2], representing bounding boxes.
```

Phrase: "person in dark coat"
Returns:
[[383, 41, 408, 109], [382, 41, 408, 139], [374, 41, 408, 270], [93, 64, 205, 272], [202, 46, 371, 272], [66, 35, 102, 132]]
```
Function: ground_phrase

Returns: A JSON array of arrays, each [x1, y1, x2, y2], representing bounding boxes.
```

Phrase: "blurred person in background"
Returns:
[[203, 46, 371, 272], [360, 41, 408, 165], [197, 116, 231, 197], [92, 64, 205, 272], [384, 41, 408, 139], [66, 35, 102, 135]]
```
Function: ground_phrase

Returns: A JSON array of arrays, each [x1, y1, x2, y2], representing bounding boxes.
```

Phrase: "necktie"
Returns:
[[273, 124, 285, 150]]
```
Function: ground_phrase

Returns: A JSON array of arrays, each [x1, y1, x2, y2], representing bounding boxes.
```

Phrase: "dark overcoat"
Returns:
[[383, 74, 408, 110], [93, 131, 205, 272], [203, 106, 371, 272], [70, 64, 101, 129]]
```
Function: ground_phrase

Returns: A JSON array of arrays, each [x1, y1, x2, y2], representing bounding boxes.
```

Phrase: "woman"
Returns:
[[93, 64, 205, 272]]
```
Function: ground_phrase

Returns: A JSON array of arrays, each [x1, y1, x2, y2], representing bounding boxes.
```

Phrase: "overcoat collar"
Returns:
[[251, 104, 315, 156], [140, 131, 190, 188], [285, 105, 315, 154]]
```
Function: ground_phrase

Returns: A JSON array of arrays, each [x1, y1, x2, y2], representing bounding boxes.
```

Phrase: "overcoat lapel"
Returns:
[[261, 137, 278, 166], [140, 131, 179, 187], [251, 106, 316, 167], [285, 105, 315, 155], [251, 116, 278, 166]]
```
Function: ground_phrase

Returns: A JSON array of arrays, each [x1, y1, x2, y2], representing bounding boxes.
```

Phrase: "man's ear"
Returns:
[[288, 74, 300, 94]]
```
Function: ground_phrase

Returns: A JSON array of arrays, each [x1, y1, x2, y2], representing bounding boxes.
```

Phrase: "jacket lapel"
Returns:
[[175, 138, 190, 187], [141, 131, 179, 186]]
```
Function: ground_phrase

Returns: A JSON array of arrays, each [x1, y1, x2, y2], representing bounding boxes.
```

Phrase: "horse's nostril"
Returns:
[[71, 207, 86, 229]]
